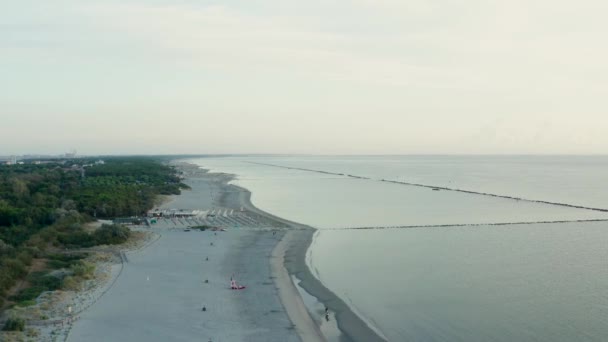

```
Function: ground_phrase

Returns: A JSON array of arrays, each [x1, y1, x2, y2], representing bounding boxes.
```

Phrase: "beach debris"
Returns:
[[230, 277, 246, 290], [202, 306, 206, 312]]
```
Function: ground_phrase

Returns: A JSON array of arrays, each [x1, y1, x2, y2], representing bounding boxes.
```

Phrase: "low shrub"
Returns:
[[70, 261, 95, 279], [10, 286, 45, 302], [10, 272, 63, 302], [29, 272, 61, 289], [58, 231, 96, 248], [47, 253, 87, 270], [93, 224, 130, 245], [26, 327, 40, 337], [2, 317, 25, 331], [16, 300, 36, 307], [61, 276, 79, 291], [16, 250, 33, 266]]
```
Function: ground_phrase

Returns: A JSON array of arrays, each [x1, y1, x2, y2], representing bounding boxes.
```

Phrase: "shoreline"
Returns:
[[17, 161, 385, 342], [271, 231, 326, 341], [66, 166, 302, 341], [195, 162, 387, 342], [18, 158, 606, 342]]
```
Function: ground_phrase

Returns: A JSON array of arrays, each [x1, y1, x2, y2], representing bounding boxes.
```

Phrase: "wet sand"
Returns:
[[212, 167, 387, 342]]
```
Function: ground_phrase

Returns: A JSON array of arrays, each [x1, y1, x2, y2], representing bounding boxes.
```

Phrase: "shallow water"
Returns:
[[188, 155, 608, 342], [309, 223, 608, 342], [249, 155, 608, 209]]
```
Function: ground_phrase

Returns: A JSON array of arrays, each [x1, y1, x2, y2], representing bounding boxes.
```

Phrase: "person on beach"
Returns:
[[230, 276, 246, 290]]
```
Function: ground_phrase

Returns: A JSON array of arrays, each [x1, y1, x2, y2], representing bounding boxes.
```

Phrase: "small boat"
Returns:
[[230, 278, 246, 290]]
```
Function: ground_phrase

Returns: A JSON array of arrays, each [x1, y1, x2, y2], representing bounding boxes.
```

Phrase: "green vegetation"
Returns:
[[14, 300, 36, 308], [2, 316, 25, 331], [93, 224, 131, 245], [0, 157, 187, 309], [74, 158, 189, 217], [46, 253, 88, 269]]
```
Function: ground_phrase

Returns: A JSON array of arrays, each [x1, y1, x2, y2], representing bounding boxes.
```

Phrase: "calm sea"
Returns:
[[188, 155, 608, 342]]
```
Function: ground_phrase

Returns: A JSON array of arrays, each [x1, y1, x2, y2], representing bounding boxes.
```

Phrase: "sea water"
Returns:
[[187, 155, 608, 342]]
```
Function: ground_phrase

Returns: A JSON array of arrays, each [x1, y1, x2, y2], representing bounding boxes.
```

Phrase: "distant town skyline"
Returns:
[[2, 0, 608, 155]]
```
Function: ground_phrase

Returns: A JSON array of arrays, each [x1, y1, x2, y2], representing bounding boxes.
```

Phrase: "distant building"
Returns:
[[65, 150, 77, 159], [113, 217, 146, 225]]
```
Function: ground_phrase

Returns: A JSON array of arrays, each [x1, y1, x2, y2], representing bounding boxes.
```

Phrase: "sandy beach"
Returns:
[[226, 181, 386, 342], [58, 162, 385, 342], [67, 228, 301, 341], [60, 164, 316, 342], [1, 162, 384, 342]]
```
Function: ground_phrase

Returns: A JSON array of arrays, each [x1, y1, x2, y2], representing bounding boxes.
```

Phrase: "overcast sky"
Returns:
[[2, 0, 608, 155]]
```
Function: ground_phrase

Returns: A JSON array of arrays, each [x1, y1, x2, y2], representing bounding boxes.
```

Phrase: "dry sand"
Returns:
[[180, 162, 384, 342], [67, 228, 300, 342], [38, 162, 381, 342], [64, 164, 316, 342]]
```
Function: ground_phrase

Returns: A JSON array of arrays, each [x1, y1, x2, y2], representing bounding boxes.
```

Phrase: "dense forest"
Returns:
[[0, 157, 188, 311]]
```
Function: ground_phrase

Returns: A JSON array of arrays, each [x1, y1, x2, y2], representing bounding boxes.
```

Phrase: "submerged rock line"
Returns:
[[246, 161, 608, 213], [324, 219, 608, 231]]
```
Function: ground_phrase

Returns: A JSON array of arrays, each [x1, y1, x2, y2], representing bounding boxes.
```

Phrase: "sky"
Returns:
[[2, 0, 608, 155]]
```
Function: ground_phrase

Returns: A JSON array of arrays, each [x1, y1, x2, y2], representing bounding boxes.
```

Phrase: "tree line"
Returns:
[[0, 157, 189, 310]]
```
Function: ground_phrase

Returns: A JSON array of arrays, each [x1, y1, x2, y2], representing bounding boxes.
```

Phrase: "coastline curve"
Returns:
[[220, 179, 388, 342]]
